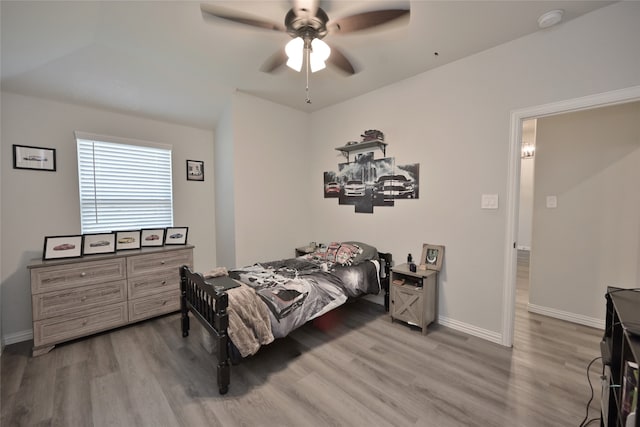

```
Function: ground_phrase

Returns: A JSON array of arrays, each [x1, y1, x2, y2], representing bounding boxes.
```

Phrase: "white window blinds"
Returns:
[[76, 134, 174, 234]]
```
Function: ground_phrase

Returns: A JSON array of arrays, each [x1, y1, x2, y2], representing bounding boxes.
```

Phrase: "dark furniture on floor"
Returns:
[[601, 287, 640, 427]]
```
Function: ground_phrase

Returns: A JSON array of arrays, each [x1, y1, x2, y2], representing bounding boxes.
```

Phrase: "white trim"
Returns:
[[502, 85, 640, 347], [438, 316, 502, 345], [74, 131, 173, 151], [527, 303, 605, 330], [517, 246, 531, 251], [3, 329, 33, 346]]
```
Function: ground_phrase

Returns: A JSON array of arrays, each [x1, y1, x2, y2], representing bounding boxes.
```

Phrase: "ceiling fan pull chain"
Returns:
[[305, 45, 312, 104]]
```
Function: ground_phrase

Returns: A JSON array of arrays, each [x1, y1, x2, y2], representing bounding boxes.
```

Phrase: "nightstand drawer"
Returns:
[[32, 280, 127, 321], [128, 289, 181, 322]]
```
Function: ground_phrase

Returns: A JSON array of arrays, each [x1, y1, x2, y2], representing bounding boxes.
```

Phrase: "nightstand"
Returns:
[[390, 263, 438, 334]]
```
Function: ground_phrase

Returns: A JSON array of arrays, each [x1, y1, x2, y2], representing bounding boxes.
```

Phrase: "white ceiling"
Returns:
[[1, 1, 615, 130]]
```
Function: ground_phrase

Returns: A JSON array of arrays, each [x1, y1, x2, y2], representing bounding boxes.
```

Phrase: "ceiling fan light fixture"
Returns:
[[310, 38, 331, 72], [285, 37, 304, 71]]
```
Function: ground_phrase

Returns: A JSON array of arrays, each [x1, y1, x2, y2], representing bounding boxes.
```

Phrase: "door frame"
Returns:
[[501, 85, 640, 347]]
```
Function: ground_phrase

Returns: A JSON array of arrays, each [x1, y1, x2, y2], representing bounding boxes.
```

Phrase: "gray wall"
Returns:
[[0, 93, 216, 343], [529, 101, 640, 323], [306, 2, 640, 341]]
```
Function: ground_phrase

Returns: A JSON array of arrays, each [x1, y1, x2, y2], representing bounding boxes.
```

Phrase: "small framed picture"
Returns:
[[115, 230, 141, 251], [420, 244, 445, 271], [43, 235, 83, 260], [165, 227, 188, 245], [82, 232, 116, 255], [141, 228, 166, 247], [13, 145, 56, 172], [186, 160, 204, 181]]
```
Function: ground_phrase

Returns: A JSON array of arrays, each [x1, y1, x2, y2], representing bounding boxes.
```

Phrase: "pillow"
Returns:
[[343, 241, 379, 264], [333, 242, 362, 266]]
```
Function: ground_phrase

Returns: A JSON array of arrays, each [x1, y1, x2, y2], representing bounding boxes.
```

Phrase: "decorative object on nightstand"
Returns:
[[419, 243, 444, 271], [390, 263, 438, 334]]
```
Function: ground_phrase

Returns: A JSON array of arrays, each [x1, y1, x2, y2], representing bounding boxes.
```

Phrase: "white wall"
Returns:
[[214, 101, 236, 269], [0, 92, 216, 343], [530, 102, 640, 322], [307, 1, 640, 341], [218, 92, 312, 268]]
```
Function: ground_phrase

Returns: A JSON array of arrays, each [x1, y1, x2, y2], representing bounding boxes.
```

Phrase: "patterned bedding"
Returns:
[[229, 257, 380, 339]]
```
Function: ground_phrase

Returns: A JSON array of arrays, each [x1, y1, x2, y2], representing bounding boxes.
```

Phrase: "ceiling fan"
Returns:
[[200, 1, 410, 76]]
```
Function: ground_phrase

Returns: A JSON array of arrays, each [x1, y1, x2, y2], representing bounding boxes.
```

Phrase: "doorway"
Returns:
[[501, 85, 640, 347]]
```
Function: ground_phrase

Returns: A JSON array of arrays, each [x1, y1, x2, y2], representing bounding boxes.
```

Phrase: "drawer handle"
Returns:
[[161, 280, 167, 285], [80, 296, 87, 302], [162, 300, 167, 305], [160, 261, 166, 265], [80, 272, 87, 277], [82, 320, 88, 326]]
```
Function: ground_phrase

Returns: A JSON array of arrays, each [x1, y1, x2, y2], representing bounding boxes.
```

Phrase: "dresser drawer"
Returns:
[[127, 249, 193, 278], [31, 258, 126, 295], [33, 302, 128, 347], [128, 289, 181, 322], [32, 280, 127, 321], [128, 271, 179, 299]]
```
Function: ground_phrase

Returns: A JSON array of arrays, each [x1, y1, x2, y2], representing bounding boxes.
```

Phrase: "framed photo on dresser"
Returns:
[[43, 235, 83, 260], [82, 232, 116, 255]]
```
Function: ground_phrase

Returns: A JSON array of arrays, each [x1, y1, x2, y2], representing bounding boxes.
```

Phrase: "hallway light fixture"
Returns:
[[521, 143, 535, 159]]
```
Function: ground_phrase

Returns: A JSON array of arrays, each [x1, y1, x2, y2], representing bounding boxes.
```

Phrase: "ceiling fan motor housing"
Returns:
[[285, 7, 329, 40]]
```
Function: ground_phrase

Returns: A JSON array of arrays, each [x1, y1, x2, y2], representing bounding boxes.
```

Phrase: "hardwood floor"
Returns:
[[2, 253, 604, 426]]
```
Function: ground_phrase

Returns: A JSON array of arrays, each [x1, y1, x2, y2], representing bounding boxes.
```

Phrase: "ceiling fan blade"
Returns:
[[200, 3, 285, 32], [327, 46, 355, 75], [260, 50, 287, 73], [329, 9, 409, 34]]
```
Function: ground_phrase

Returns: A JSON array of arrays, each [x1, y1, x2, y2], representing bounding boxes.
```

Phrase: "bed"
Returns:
[[179, 241, 392, 394]]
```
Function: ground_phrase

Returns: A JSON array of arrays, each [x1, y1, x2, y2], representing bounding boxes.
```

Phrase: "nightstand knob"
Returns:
[[80, 272, 87, 277], [160, 261, 166, 265]]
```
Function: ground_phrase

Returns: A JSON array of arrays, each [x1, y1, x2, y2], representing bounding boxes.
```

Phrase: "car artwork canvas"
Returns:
[[43, 235, 83, 260], [324, 154, 419, 214], [141, 229, 166, 247], [115, 230, 141, 251], [82, 232, 116, 255], [165, 227, 188, 245]]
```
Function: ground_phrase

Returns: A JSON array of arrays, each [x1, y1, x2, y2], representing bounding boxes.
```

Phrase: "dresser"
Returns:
[[29, 245, 193, 356]]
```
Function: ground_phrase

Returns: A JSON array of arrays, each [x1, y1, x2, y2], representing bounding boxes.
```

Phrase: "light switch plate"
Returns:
[[546, 195, 558, 208], [481, 194, 499, 209]]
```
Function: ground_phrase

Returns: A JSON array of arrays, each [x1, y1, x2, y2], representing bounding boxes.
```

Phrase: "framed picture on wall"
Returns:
[[141, 228, 166, 247], [82, 232, 116, 255], [115, 230, 141, 251], [165, 227, 188, 245], [43, 235, 83, 260], [13, 144, 57, 172], [186, 160, 204, 181], [420, 243, 444, 271]]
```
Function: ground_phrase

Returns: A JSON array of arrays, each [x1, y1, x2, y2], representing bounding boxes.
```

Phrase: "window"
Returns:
[[76, 132, 173, 234]]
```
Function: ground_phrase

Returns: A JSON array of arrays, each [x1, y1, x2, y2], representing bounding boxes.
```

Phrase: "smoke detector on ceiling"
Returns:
[[538, 9, 564, 29]]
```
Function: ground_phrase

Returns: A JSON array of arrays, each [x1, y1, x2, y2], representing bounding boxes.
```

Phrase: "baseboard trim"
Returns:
[[527, 303, 605, 330], [437, 316, 503, 345], [3, 329, 33, 346]]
